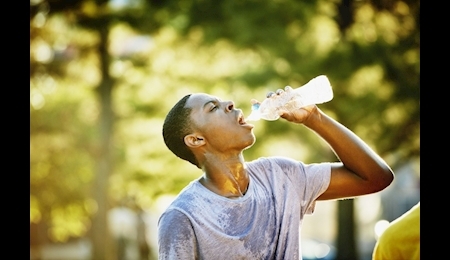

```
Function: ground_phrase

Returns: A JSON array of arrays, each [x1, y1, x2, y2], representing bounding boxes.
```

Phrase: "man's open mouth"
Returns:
[[238, 113, 246, 125]]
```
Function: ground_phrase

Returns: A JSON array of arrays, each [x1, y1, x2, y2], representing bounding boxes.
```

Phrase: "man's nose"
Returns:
[[225, 101, 235, 112]]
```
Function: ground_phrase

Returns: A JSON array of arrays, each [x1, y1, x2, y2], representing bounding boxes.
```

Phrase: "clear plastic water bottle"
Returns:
[[246, 75, 333, 121]]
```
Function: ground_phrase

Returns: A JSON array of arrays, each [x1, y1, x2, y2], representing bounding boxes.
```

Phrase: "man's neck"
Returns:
[[200, 157, 249, 198]]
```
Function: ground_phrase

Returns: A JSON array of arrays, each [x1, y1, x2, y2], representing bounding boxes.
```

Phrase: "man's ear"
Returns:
[[184, 134, 205, 148]]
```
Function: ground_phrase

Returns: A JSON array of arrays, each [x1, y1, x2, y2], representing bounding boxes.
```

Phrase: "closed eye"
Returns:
[[204, 99, 222, 112]]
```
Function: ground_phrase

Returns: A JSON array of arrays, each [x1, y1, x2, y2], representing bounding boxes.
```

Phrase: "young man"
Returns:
[[159, 90, 394, 259]]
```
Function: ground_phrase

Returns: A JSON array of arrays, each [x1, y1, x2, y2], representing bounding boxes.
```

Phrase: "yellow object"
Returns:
[[373, 202, 420, 260]]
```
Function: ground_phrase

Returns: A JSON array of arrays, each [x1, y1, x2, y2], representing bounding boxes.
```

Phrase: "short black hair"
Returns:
[[162, 94, 200, 168]]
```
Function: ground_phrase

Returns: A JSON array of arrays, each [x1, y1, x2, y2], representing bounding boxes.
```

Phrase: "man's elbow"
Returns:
[[372, 167, 394, 192]]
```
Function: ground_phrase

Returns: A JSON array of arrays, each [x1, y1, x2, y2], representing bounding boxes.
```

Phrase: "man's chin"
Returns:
[[243, 136, 256, 150]]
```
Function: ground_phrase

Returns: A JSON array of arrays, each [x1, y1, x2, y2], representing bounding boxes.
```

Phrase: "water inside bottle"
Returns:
[[245, 75, 333, 122], [246, 103, 262, 121]]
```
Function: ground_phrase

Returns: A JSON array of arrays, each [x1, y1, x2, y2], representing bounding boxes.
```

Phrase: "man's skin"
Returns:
[[182, 92, 393, 200]]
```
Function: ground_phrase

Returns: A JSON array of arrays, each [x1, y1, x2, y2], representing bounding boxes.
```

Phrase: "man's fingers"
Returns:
[[250, 99, 260, 105]]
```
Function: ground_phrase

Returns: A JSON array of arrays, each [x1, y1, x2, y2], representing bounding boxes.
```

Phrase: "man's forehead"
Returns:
[[186, 93, 220, 108]]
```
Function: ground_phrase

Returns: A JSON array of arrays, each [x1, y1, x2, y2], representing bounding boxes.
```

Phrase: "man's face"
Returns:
[[185, 93, 255, 153]]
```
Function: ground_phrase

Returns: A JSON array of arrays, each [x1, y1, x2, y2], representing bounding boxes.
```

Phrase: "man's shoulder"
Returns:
[[247, 156, 304, 176], [247, 156, 299, 167], [159, 181, 197, 210]]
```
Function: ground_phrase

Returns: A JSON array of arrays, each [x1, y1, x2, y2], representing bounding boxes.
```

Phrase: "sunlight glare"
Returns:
[[374, 219, 390, 239], [32, 38, 54, 64], [310, 16, 340, 55], [347, 65, 391, 98], [32, 12, 47, 28], [315, 243, 331, 259], [30, 90, 46, 110]]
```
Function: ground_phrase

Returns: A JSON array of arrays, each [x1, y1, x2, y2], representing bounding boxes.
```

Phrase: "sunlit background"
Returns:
[[30, 0, 419, 259]]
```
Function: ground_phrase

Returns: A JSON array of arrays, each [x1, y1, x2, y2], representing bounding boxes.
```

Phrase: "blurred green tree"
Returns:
[[30, 0, 419, 259]]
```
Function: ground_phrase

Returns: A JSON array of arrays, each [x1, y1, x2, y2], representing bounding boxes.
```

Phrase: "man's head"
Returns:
[[162, 93, 255, 168], [162, 94, 200, 168]]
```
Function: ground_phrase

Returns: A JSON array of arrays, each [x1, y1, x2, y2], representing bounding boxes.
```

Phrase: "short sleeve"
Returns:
[[300, 163, 331, 214], [158, 209, 198, 260], [251, 157, 331, 215]]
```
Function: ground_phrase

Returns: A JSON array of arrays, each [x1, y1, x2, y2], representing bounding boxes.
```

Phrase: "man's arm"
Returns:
[[280, 105, 394, 200], [158, 210, 198, 259]]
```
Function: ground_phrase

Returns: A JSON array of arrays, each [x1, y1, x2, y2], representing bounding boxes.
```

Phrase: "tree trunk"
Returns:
[[91, 22, 116, 260], [336, 199, 358, 260]]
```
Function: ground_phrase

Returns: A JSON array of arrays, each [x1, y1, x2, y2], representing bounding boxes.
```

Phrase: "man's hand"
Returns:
[[278, 104, 317, 124]]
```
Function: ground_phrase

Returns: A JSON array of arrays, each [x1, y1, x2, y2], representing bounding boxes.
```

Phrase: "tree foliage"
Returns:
[[30, 0, 419, 258]]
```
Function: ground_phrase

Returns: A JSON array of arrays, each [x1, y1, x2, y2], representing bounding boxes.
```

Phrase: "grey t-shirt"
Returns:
[[158, 156, 331, 260]]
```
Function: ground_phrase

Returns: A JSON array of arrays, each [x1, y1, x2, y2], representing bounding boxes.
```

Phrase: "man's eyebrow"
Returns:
[[202, 98, 221, 109]]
